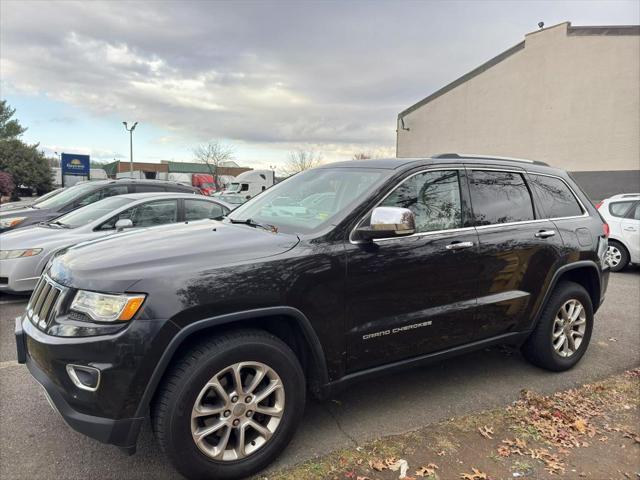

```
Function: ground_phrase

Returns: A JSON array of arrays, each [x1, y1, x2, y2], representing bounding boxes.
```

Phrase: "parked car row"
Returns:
[[0, 178, 200, 233], [1, 182, 232, 293], [13, 155, 611, 480]]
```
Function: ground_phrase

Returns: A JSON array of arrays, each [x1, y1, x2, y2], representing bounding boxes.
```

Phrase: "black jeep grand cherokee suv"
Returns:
[[16, 155, 609, 479]]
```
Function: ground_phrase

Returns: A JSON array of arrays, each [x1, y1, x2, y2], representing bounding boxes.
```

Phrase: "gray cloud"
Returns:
[[1, 0, 638, 158]]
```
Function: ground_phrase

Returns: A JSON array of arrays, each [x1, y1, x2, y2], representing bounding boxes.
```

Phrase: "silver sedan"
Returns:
[[0, 192, 232, 293]]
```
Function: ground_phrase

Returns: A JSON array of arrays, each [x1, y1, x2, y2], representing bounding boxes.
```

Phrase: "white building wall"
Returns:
[[396, 23, 640, 173]]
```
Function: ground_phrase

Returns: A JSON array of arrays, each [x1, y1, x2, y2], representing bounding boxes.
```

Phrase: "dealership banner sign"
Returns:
[[61, 153, 90, 176]]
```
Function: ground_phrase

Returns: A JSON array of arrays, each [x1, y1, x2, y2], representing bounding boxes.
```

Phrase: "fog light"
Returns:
[[66, 364, 101, 392]]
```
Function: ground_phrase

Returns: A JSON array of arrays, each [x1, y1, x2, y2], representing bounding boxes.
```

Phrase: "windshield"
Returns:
[[53, 196, 133, 228], [227, 183, 241, 193], [227, 168, 387, 235], [32, 188, 64, 205], [34, 183, 97, 210]]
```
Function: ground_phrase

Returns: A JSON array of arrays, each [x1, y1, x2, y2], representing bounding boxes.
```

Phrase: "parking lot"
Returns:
[[0, 269, 637, 479]]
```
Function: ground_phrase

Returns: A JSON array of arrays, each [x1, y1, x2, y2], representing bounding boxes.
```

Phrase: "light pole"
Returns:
[[122, 121, 138, 177]]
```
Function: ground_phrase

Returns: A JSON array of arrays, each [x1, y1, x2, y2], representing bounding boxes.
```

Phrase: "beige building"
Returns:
[[396, 22, 640, 199]]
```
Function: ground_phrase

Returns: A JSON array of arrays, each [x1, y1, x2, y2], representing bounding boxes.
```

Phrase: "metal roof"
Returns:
[[166, 162, 215, 174]]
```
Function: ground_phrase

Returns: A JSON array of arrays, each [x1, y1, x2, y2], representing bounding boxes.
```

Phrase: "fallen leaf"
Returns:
[[497, 445, 511, 457], [574, 418, 588, 434], [478, 425, 494, 439], [415, 463, 439, 477], [460, 467, 487, 479], [369, 459, 387, 472]]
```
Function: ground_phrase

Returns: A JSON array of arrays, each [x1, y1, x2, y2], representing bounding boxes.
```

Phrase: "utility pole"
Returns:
[[122, 121, 138, 177]]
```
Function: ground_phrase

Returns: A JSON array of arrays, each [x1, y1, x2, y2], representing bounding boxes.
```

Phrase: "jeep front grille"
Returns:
[[27, 276, 64, 331]]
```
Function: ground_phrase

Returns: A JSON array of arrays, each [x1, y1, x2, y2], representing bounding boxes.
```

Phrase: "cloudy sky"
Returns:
[[1, 0, 638, 168]]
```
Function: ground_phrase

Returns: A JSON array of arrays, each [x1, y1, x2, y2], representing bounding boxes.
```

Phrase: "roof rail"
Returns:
[[432, 153, 548, 166], [610, 193, 640, 199]]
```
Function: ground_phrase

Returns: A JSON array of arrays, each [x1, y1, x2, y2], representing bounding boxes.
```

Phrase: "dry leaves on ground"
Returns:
[[460, 467, 488, 479], [415, 463, 439, 477], [478, 425, 494, 439]]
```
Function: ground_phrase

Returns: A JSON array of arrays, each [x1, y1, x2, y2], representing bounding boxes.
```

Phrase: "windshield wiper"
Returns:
[[47, 220, 70, 228], [228, 218, 278, 233]]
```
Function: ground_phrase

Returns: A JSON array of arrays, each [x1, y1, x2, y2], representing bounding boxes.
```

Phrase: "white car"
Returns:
[[596, 193, 640, 271], [0, 192, 232, 293]]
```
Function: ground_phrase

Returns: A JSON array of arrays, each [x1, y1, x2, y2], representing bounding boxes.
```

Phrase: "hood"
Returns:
[[48, 219, 299, 292], [0, 206, 37, 217], [0, 201, 32, 211], [0, 207, 56, 231], [0, 224, 105, 251]]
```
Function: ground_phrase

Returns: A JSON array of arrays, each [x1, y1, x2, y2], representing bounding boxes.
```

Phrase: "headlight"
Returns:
[[0, 248, 43, 260], [71, 290, 146, 322], [0, 217, 27, 229]]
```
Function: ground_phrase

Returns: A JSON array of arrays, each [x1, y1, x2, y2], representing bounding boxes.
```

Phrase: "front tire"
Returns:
[[152, 330, 306, 480], [522, 281, 593, 371]]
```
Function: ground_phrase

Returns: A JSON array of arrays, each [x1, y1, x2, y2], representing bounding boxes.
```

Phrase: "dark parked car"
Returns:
[[15, 155, 609, 480], [0, 179, 199, 232]]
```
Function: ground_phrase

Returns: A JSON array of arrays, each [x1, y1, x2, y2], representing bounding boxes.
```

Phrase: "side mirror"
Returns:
[[356, 206, 416, 241], [115, 218, 133, 232]]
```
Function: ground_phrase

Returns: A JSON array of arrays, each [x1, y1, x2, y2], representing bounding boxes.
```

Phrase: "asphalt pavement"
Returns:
[[0, 270, 638, 479]]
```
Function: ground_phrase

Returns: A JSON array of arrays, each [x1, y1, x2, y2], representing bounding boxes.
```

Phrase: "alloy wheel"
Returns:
[[191, 361, 285, 461], [552, 299, 587, 358], [607, 245, 622, 267]]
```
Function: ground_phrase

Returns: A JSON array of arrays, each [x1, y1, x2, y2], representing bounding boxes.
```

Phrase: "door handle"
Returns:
[[446, 241, 474, 250], [535, 230, 556, 238], [624, 227, 636, 232]]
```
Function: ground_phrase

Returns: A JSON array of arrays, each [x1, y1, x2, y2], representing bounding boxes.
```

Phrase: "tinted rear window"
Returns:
[[529, 174, 583, 218], [468, 170, 534, 226], [135, 184, 166, 193], [166, 184, 195, 193]]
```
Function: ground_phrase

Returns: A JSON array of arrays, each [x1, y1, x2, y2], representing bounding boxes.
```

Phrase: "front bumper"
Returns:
[[15, 312, 174, 449], [0, 256, 42, 293]]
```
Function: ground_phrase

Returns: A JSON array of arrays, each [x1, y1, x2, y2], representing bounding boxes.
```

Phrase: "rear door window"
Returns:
[[528, 174, 583, 218], [626, 202, 640, 220], [468, 170, 534, 225], [609, 201, 634, 218]]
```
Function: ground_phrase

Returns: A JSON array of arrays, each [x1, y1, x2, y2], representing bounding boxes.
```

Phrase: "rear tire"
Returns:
[[152, 329, 305, 480], [607, 240, 629, 272], [522, 281, 593, 371]]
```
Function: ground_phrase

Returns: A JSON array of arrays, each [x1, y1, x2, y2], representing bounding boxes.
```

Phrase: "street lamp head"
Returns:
[[131, 122, 138, 130], [123, 121, 128, 128]]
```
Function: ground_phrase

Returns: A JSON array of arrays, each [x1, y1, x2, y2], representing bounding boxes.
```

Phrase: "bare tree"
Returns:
[[193, 140, 234, 176], [281, 149, 323, 177], [352, 152, 371, 160]]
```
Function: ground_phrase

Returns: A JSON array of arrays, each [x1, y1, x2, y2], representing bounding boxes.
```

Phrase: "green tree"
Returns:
[[0, 100, 27, 140], [0, 101, 52, 193], [0, 139, 53, 194]]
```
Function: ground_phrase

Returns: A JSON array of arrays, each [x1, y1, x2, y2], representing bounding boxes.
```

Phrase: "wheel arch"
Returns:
[[135, 306, 329, 419], [532, 260, 602, 329]]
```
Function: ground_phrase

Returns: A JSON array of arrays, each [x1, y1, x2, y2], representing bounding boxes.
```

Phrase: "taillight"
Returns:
[[602, 223, 610, 238], [594, 201, 603, 210]]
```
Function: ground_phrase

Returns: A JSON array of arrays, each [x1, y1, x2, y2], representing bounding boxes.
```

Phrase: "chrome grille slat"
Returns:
[[32, 282, 51, 323], [38, 287, 60, 329], [26, 275, 64, 332], [28, 277, 46, 312]]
